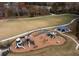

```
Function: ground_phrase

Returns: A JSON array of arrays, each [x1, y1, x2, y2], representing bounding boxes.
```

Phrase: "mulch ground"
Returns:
[[10, 32, 66, 53]]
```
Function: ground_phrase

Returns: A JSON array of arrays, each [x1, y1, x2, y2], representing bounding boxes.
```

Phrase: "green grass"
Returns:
[[0, 14, 76, 40]]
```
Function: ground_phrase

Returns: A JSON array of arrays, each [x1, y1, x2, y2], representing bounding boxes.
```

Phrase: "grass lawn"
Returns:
[[0, 14, 76, 40]]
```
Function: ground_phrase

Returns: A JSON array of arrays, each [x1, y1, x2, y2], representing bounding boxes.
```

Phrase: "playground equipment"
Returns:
[[46, 31, 57, 39], [15, 34, 37, 49], [57, 26, 71, 32], [15, 38, 25, 49], [25, 35, 37, 48]]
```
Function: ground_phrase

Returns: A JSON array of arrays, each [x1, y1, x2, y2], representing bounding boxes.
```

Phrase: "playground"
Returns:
[[10, 30, 66, 53], [0, 14, 79, 56]]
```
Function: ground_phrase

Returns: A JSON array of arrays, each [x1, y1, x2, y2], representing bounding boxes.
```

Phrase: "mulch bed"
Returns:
[[10, 33, 66, 53]]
